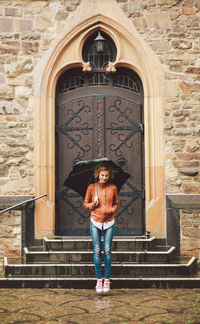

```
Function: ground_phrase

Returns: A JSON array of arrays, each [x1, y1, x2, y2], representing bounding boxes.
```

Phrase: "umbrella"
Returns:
[[64, 157, 130, 198]]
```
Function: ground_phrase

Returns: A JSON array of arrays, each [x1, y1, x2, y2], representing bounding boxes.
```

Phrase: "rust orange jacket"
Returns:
[[83, 182, 119, 223]]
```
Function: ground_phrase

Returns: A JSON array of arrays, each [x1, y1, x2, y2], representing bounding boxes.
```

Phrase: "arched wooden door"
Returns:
[[55, 67, 145, 236]]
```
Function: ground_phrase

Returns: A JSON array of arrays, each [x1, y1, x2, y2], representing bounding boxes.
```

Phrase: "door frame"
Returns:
[[34, 0, 165, 239]]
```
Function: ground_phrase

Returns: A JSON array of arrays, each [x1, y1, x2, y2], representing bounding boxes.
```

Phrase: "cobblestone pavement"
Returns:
[[0, 288, 200, 324]]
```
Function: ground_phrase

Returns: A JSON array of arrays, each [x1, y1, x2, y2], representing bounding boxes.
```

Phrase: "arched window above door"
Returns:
[[82, 31, 117, 68], [56, 67, 143, 95]]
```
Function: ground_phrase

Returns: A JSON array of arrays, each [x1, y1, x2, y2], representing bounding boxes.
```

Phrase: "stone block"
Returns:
[[0, 86, 14, 99], [0, 101, 15, 115], [3, 179, 33, 195], [0, 47, 19, 55], [179, 168, 199, 176], [0, 74, 5, 84], [182, 182, 200, 194], [172, 40, 192, 50], [5, 8, 22, 17], [164, 80, 178, 97], [186, 67, 200, 74], [14, 19, 33, 32], [133, 17, 147, 28], [6, 57, 33, 78], [178, 82, 200, 94], [186, 140, 199, 153], [145, 12, 172, 29], [15, 86, 32, 99], [173, 160, 199, 168], [151, 41, 171, 52], [182, 7, 197, 15], [55, 10, 68, 21], [0, 18, 13, 32], [22, 41, 39, 53], [35, 16, 53, 32], [21, 32, 41, 40], [176, 153, 200, 161]]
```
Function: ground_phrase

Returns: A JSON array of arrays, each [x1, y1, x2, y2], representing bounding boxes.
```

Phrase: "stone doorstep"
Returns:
[[0, 277, 200, 289], [44, 236, 157, 251], [24, 247, 176, 264], [24, 246, 175, 255], [44, 236, 156, 242], [4, 256, 196, 268], [4, 256, 197, 277]]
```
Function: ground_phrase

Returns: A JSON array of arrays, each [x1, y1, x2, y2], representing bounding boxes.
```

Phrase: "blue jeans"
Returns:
[[90, 222, 115, 279]]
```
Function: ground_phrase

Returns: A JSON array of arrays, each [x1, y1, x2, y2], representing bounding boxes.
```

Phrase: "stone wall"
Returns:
[[0, 210, 21, 272], [119, 0, 200, 195], [180, 209, 200, 258], [0, 0, 80, 196]]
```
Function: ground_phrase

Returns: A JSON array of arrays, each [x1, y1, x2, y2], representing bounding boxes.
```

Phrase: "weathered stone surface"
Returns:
[[5, 8, 22, 17], [173, 160, 199, 168], [55, 10, 68, 21], [179, 168, 199, 176], [186, 67, 200, 74], [182, 182, 200, 194], [2, 179, 33, 195], [5, 58, 33, 78], [145, 12, 172, 29], [172, 40, 192, 50], [182, 7, 197, 15], [178, 82, 200, 94], [0, 86, 14, 99], [15, 86, 32, 98], [14, 19, 33, 32], [0, 18, 13, 32], [35, 16, 53, 31]]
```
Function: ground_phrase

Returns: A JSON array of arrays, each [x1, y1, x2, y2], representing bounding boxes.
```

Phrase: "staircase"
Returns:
[[1, 236, 200, 289]]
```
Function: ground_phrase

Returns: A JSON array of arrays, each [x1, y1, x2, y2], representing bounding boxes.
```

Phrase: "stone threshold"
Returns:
[[0, 277, 200, 289]]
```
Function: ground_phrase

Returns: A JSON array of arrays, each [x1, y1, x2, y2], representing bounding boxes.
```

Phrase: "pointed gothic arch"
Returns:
[[34, 0, 164, 239]]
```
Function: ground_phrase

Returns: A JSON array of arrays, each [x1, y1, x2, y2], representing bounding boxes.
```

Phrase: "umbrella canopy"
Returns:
[[64, 157, 130, 198]]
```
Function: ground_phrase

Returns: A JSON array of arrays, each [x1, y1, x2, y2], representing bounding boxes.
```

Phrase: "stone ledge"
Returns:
[[166, 194, 200, 209], [0, 196, 34, 211]]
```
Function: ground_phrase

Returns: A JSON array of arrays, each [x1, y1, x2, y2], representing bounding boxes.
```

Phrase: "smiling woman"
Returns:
[[83, 163, 119, 293]]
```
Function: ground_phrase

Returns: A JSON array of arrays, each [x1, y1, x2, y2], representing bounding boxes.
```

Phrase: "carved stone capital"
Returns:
[[82, 62, 92, 72], [106, 61, 116, 73]]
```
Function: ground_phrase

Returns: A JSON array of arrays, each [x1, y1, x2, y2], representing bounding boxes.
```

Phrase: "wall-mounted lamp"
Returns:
[[94, 31, 105, 53]]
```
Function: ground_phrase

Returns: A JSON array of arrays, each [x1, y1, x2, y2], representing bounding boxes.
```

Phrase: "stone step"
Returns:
[[24, 247, 176, 264], [4, 256, 196, 278], [1, 277, 200, 289], [44, 236, 158, 251]]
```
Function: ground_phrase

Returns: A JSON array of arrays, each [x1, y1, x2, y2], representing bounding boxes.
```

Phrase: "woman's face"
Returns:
[[99, 170, 110, 184]]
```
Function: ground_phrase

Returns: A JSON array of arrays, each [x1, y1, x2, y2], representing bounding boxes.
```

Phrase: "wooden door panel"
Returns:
[[55, 93, 144, 236], [105, 97, 144, 235]]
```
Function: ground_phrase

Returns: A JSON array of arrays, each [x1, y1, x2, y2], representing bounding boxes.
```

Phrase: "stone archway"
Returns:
[[34, 0, 164, 239]]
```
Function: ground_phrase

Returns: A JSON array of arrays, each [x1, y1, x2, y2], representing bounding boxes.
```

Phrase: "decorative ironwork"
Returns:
[[56, 70, 85, 94], [107, 99, 143, 157], [113, 73, 140, 92], [57, 99, 93, 164], [96, 97, 105, 158], [56, 188, 90, 224], [115, 181, 144, 224]]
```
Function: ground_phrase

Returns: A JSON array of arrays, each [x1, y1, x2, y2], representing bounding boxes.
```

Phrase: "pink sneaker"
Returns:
[[96, 279, 103, 293], [103, 279, 110, 293]]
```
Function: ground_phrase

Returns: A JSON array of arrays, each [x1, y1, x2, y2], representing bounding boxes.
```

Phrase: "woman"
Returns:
[[83, 164, 119, 293]]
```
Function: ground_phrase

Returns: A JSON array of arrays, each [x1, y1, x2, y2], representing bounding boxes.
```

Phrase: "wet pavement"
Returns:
[[0, 288, 200, 323]]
